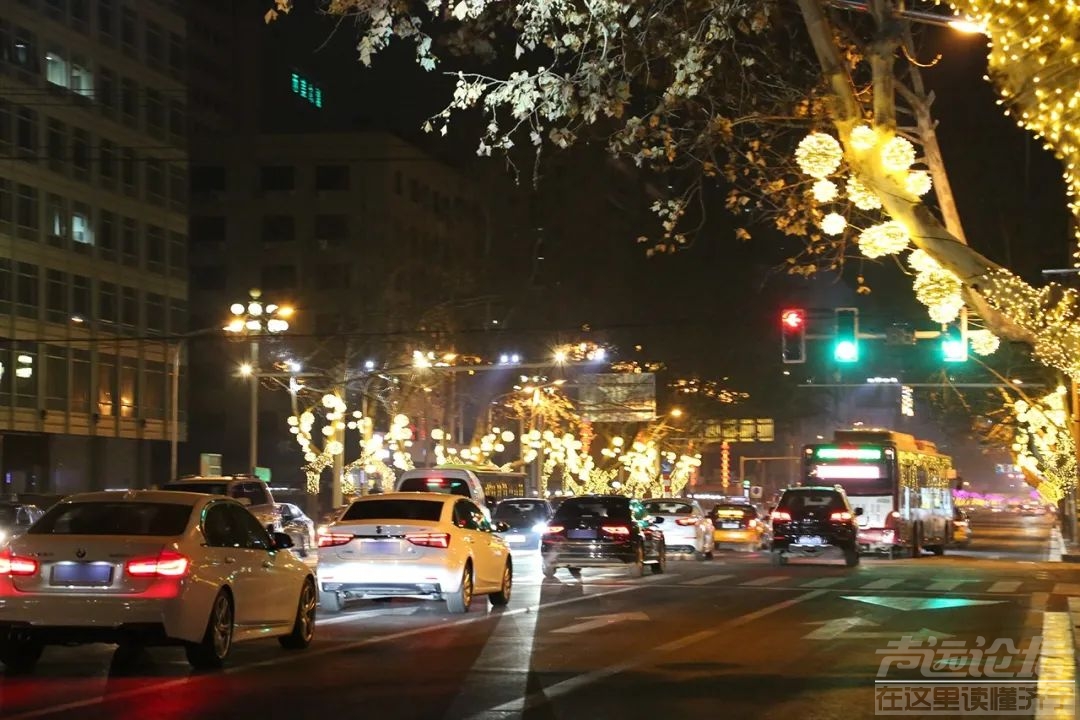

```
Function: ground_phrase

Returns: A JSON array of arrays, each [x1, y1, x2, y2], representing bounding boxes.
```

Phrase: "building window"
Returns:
[[14, 343, 38, 410], [70, 56, 92, 97], [11, 27, 39, 74], [261, 215, 295, 244], [146, 225, 165, 273], [146, 292, 164, 333], [120, 286, 137, 328], [46, 49, 69, 88], [45, 346, 67, 412], [121, 7, 138, 57], [98, 67, 115, 111], [146, 89, 164, 137], [260, 265, 298, 292], [99, 281, 116, 325], [71, 202, 92, 245], [0, 258, 11, 315], [99, 138, 116, 186], [168, 231, 185, 279], [143, 359, 165, 420], [168, 32, 184, 78], [316, 165, 350, 191], [98, 353, 116, 416], [120, 78, 138, 126], [0, 179, 11, 233], [46, 269, 67, 323], [72, 348, 90, 413], [46, 194, 66, 247], [15, 184, 37, 241], [0, 100, 11, 156], [16, 262, 38, 320], [72, 128, 90, 181], [169, 101, 185, 139], [72, 274, 90, 321], [98, 0, 114, 42], [119, 358, 137, 418], [70, 0, 88, 32], [98, 210, 116, 260], [146, 158, 165, 204], [145, 22, 163, 69], [314, 214, 348, 248], [189, 215, 225, 245], [45, 0, 64, 22], [169, 298, 186, 335], [191, 165, 225, 193], [168, 165, 186, 211], [259, 166, 294, 192], [121, 147, 137, 195], [121, 217, 138, 266], [46, 118, 67, 174], [15, 106, 37, 162]]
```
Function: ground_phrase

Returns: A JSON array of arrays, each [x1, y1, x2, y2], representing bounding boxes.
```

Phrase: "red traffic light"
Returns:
[[781, 309, 806, 329]]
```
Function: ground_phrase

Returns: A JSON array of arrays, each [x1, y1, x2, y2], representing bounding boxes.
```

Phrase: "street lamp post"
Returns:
[[223, 289, 293, 474]]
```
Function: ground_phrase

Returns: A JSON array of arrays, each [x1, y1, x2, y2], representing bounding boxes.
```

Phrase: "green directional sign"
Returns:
[[254, 466, 272, 483], [842, 596, 1005, 611]]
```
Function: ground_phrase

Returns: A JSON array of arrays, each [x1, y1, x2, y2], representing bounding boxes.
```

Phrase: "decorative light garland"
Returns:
[[812, 179, 839, 203], [858, 220, 910, 259], [880, 135, 917, 173], [1009, 387, 1076, 498], [845, 175, 883, 211], [821, 212, 847, 236], [795, 132, 844, 178]]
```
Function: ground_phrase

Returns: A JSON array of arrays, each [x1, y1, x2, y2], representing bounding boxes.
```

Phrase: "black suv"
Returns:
[[769, 486, 861, 566], [541, 495, 666, 578]]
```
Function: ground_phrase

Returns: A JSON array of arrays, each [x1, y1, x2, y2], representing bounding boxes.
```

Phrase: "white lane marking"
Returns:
[[925, 580, 971, 592], [1036, 611, 1075, 719], [2, 585, 644, 720], [470, 590, 829, 718], [860, 579, 903, 590], [318, 606, 420, 626], [641, 572, 677, 582], [799, 577, 845, 588], [683, 574, 733, 586], [741, 575, 786, 587], [989, 581, 1022, 593]]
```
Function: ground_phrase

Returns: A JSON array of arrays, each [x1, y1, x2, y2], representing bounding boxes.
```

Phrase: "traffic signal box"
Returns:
[[833, 308, 859, 363], [781, 309, 807, 364]]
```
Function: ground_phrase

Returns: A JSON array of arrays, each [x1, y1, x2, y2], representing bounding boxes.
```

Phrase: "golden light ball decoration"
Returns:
[[848, 124, 878, 152], [905, 170, 933, 197], [909, 249, 964, 323], [821, 212, 847, 236], [858, 221, 910, 259], [812, 179, 839, 203], [846, 175, 883, 211], [947, 0, 1080, 266], [968, 329, 1001, 356], [881, 136, 917, 173], [795, 131, 844, 178]]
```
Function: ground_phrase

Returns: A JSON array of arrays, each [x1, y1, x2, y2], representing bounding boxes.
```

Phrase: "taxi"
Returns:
[[952, 507, 972, 547], [709, 501, 766, 551]]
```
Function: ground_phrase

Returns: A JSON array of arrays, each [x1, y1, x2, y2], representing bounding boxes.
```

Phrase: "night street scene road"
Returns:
[[4, 0, 1080, 718]]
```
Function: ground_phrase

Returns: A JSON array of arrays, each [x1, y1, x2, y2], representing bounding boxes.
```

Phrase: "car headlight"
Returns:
[[532, 522, 548, 533]]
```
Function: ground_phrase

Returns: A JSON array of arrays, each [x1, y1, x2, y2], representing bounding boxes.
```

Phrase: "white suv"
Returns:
[[162, 476, 282, 532]]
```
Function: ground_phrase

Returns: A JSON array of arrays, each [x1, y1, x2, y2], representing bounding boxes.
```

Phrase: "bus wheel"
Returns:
[[910, 525, 922, 558]]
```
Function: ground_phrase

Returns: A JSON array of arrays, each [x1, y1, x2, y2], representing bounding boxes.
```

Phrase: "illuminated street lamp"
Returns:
[[223, 289, 293, 473]]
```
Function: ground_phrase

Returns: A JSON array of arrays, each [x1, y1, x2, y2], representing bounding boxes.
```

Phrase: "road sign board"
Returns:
[[254, 466, 272, 482]]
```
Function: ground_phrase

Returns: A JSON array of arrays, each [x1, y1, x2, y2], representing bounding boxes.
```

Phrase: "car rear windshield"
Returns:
[[711, 504, 756, 520], [397, 477, 470, 498], [162, 482, 229, 496], [643, 501, 693, 516], [30, 502, 193, 536], [554, 497, 631, 521], [494, 501, 548, 523], [341, 499, 443, 522], [777, 490, 845, 512]]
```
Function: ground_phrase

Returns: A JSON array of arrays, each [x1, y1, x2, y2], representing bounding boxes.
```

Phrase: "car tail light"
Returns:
[[405, 532, 450, 549], [601, 525, 631, 536], [0, 548, 38, 577], [125, 550, 190, 578], [675, 518, 698, 526], [543, 525, 565, 535], [748, 518, 759, 528], [318, 533, 353, 548], [830, 511, 853, 522], [771, 510, 792, 522]]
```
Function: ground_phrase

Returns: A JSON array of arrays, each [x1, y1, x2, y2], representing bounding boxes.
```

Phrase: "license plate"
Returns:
[[503, 534, 526, 543], [51, 562, 113, 586], [567, 529, 597, 540], [721, 523, 740, 529], [797, 536, 823, 546], [361, 540, 400, 554]]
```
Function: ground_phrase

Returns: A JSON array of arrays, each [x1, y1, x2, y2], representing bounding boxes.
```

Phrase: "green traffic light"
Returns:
[[834, 340, 858, 363], [942, 338, 968, 362]]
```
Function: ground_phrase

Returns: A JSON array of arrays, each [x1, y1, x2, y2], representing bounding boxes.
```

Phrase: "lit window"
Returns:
[[72, 211, 93, 245], [46, 51, 69, 87], [70, 58, 93, 98], [290, 71, 323, 109]]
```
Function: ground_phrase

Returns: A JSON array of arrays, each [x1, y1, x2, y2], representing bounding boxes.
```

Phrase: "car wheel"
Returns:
[[568, 567, 582, 579], [0, 637, 43, 675], [280, 579, 317, 650], [446, 564, 473, 614], [770, 550, 787, 567], [650, 544, 666, 574], [844, 545, 861, 567], [694, 549, 709, 561], [489, 562, 513, 607], [185, 589, 234, 670], [319, 590, 344, 613], [628, 545, 645, 578]]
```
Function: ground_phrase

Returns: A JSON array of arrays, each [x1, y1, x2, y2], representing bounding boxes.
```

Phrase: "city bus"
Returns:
[[802, 429, 955, 557]]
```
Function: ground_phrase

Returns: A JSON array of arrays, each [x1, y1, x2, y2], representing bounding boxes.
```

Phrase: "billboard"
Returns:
[[579, 373, 656, 423]]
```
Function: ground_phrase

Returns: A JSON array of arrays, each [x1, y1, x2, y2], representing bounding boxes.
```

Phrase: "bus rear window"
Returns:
[[398, 477, 470, 498], [807, 463, 892, 495]]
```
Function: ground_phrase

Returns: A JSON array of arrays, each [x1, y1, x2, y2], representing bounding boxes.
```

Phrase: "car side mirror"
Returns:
[[855, 507, 864, 516], [494, 521, 510, 532], [272, 532, 294, 550]]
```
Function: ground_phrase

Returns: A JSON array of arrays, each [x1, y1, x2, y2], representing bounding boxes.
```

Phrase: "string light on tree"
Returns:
[[846, 175, 883, 211], [849, 124, 878, 152], [858, 221, 910, 259], [905, 170, 933, 197], [968, 329, 1001, 356], [880, 136, 917, 172], [795, 132, 844, 178], [812, 179, 839, 203], [821, 212, 847, 236]]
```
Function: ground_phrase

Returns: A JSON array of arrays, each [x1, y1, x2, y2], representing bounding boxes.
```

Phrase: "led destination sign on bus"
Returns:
[[813, 447, 883, 461]]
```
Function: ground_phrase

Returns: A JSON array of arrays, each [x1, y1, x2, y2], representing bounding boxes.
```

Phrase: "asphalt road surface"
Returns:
[[0, 512, 1073, 719]]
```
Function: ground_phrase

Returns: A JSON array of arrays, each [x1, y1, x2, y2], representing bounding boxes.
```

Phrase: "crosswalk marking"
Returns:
[[926, 580, 971, 592], [1051, 583, 1080, 596], [800, 577, 846, 588], [741, 576, 786, 587], [861, 578, 903, 590], [988, 581, 1021, 593], [684, 574, 734, 586]]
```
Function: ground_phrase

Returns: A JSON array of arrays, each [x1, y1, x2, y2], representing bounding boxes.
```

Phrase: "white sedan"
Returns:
[[643, 498, 715, 560], [317, 492, 513, 614], [0, 490, 317, 672]]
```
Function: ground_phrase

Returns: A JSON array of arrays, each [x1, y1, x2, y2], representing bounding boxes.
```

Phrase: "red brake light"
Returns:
[[601, 525, 631, 536], [405, 532, 450, 549], [543, 525, 565, 534], [675, 518, 698, 526], [0, 548, 39, 577], [748, 518, 759, 528], [125, 550, 190, 578], [771, 511, 792, 522], [318, 533, 353, 548], [830, 511, 853, 522]]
